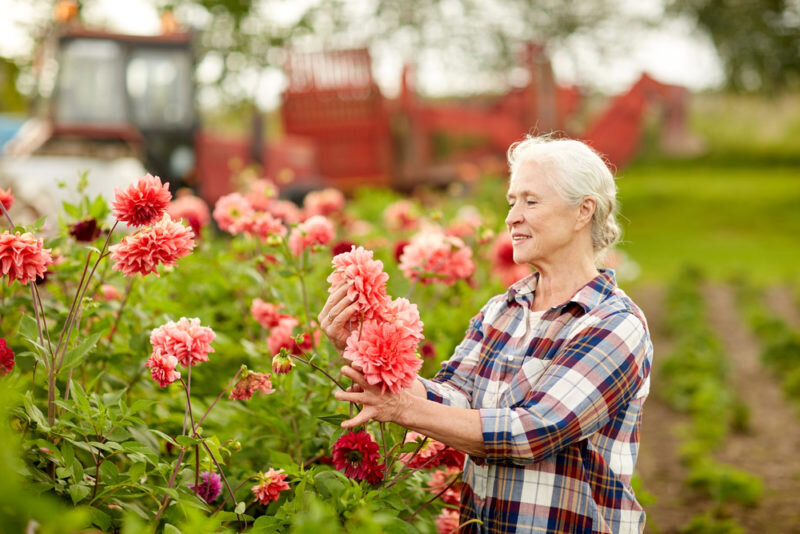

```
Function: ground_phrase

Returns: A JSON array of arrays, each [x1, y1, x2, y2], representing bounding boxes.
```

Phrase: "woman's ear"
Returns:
[[576, 197, 596, 230]]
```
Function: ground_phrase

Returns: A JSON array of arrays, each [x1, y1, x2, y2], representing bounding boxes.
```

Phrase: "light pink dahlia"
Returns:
[[245, 179, 278, 211], [288, 215, 335, 256], [251, 468, 290, 505], [380, 297, 424, 341], [436, 508, 460, 534], [250, 299, 288, 329], [326, 246, 390, 321], [99, 284, 122, 301], [109, 215, 195, 277], [241, 211, 286, 242], [150, 317, 216, 367], [343, 320, 422, 394], [428, 466, 463, 505], [266, 199, 301, 224], [303, 188, 345, 218], [0, 231, 53, 286], [145, 351, 181, 387], [212, 193, 254, 234], [399, 231, 475, 286], [399, 432, 446, 469], [112, 173, 172, 227], [167, 192, 211, 237], [383, 199, 419, 232]]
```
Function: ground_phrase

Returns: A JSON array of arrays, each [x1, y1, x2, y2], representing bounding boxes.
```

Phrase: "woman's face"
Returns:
[[505, 162, 583, 266]]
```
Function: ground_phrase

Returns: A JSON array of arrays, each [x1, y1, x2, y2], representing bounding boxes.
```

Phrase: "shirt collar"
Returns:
[[505, 269, 617, 313]]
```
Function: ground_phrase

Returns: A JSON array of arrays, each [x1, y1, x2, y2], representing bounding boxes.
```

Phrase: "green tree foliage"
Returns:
[[0, 57, 26, 113], [668, 0, 800, 92]]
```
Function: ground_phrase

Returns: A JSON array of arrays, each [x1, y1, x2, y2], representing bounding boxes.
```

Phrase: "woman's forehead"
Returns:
[[507, 165, 554, 195]]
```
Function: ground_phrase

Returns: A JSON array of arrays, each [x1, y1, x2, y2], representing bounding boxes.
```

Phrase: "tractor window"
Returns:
[[126, 49, 193, 129], [56, 39, 127, 124]]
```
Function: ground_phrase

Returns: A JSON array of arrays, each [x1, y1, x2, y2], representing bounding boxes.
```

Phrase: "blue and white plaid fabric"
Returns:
[[420, 270, 653, 533]]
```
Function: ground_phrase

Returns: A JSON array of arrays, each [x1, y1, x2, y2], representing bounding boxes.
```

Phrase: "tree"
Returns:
[[668, 0, 800, 92]]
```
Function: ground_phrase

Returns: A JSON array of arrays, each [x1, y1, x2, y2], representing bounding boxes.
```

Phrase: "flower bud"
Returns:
[[272, 352, 294, 375]]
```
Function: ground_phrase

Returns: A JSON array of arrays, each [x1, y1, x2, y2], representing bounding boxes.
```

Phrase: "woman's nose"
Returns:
[[505, 203, 522, 226]]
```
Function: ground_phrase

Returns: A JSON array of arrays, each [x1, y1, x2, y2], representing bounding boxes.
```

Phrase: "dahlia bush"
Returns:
[[1, 168, 630, 533]]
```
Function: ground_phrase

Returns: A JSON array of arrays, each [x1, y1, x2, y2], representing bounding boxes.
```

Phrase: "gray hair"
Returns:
[[507, 134, 621, 255]]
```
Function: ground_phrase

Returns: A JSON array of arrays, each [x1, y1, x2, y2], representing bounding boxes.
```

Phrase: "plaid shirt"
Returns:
[[420, 270, 652, 533]]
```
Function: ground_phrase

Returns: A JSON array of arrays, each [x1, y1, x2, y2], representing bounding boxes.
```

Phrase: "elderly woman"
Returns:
[[319, 135, 653, 534]]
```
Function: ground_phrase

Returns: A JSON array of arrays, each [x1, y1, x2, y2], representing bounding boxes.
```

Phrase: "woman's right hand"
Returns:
[[318, 284, 360, 351]]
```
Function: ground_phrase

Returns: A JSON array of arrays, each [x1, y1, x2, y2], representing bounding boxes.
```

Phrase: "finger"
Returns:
[[334, 389, 363, 403], [319, 284, 349, 318], [341, 408, 374, 429], [331, 302, 360, 328], [329, 292, 356, 317], [340, 365, 371, 389]]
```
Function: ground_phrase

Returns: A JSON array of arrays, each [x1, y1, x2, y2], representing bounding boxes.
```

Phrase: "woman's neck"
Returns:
[[530, 257, 599, 312]]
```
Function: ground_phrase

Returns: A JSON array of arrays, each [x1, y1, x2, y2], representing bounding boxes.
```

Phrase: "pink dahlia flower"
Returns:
[[0, 231, 54, 286], [380, 297, 424, 341], [167, 192, 211, 237], [332, 430, 385, 484], [245, 179, 278, 211], [436, 508, 460, 534], [266, 317, 319, 356], [491, 233, 530, 287], [326, 246, 390, 321], [229, 370, 274, 400], [399, 231, 475, 286], [250, 299, 288, 329], [288, 215, 335, 256], [112, 173, 172, 227], [271, 352, 294, 375], [189, 471, 222, 503], [1, 338, 15, 377], [213, 193, 254, 234], [266, 199, 301, 224], [100, 284, 122, 302], [109, 215, 195, 277], [303, 188, 345, 218], [0, 187, 13, 211], [145, 351, 181, 387], [428, 466, 463, 505], [241, 211, 286, 242], [150, 317, 216, 367], [343, 321, 422, 394], [251, 468, 290, 505], [383, 200, 419, 232], [399, 432, 446, 469]]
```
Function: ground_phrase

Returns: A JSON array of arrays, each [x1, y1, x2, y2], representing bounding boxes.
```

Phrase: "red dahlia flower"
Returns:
[[0, 231, 54, 286], [229, 369, 275, 400], [109, 215, 195, 277], [428, 466, 463, 505], [332, 430, 385, 484], [326, 246, 390, 321], [0, 187, 13, 211], [251, 468, 290, 505], [491, 233, 530, 287], [331, 240, 356, 257], [150, 317, 215, 367], [1, 338, 15, 376], [145, 351, 181, 387], [69, 218, 102, 242], [112, 173, 172, 227], [343, 320, 422, 394], [271, 352, 294, 375], [399, 432, 446, 468]]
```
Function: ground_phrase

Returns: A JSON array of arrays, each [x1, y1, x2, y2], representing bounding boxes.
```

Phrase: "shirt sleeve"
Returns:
[[418, 304, 488, 410], [479, 311, 650, 466]]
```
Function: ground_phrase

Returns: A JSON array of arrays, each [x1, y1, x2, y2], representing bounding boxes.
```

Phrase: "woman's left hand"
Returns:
[[334, 366, 408, 428]]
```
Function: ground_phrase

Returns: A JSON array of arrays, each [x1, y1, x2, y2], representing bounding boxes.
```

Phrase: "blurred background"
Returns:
[[1, 1, 799, 532]]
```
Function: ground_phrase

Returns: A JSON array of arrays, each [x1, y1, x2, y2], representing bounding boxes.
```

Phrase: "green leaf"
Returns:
[[69, 483, 90, 504], [163, 524, 182, 534], [60, 332, 103, 372], [128, 462, 146, 483], [62, 201, 82, 219], [88, 507, 111, 531], [234, 501, 246, 514], [149, 429, 179, 446], [317, 414, 348, 428], [23, 391, 48, 429], [175, 435, 204, 447]]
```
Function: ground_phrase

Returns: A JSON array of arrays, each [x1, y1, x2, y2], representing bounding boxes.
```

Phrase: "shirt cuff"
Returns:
[[418, 377, 471, 409], [480, 407, 534, 465]]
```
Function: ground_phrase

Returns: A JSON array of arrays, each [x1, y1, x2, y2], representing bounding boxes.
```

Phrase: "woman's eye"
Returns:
[[527, 200, 537, 206]]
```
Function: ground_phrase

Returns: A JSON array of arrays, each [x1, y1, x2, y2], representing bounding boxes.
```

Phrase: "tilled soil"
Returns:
[[631, 283, 800, 533]]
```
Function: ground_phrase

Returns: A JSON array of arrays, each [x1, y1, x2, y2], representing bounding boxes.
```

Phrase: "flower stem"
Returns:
[[153, 446, 187, 528], [200, 440, 242, 526], [406, 476, 460, 522], [289, 353, 346, 391], [107, 276, 135, 343], [192, 367, 243, 433]]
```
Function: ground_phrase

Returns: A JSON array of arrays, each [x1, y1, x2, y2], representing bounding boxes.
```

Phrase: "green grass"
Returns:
[[617, 161, 799, 284]]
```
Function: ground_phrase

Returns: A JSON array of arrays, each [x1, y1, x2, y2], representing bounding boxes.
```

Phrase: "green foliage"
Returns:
[[681, 513, 746, 534]]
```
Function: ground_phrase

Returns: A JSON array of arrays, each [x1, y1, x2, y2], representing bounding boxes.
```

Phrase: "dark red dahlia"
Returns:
[[69, 218, 102, 242], [393, 240, 410, 263], [1, 338, 15, 377], [332, 430, 385, 484], [439, 447, 466, 469], [420, 341, 436, 359], [331, 240, 356, 257]]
